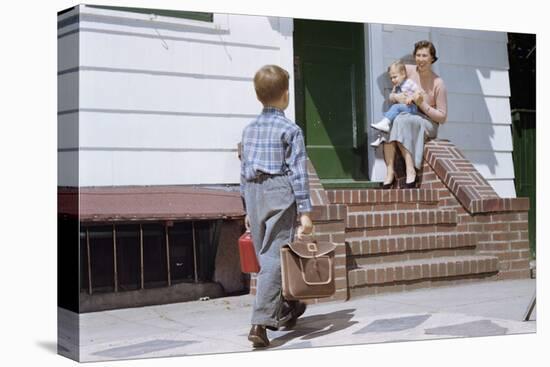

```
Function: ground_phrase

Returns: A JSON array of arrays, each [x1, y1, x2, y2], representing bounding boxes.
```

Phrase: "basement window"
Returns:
[[80, 220, 221, 295], [116, 224, 141, 291]]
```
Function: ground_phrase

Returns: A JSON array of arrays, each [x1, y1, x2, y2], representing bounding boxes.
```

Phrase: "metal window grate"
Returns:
[[81, 220, 220, 295]]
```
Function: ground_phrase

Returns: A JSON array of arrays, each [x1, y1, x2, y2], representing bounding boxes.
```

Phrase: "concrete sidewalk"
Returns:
[[59, 279, 536, 362]]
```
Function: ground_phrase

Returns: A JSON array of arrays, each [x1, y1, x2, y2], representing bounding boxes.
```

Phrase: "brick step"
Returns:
[[348, 255, 498, 288], [350, 248, 478, 267], [346, 209, 457, 229], [327, 188, 439, 205], [347, 232, 478, 256], [347, 202, 438, 213]]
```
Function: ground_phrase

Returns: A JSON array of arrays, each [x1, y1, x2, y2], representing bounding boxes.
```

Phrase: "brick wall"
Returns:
[[250, 140, 531, 301], [418, 140, 530, 279]]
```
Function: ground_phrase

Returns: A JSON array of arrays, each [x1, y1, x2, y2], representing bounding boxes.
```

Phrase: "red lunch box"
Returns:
[[238, 231, 260, 273]]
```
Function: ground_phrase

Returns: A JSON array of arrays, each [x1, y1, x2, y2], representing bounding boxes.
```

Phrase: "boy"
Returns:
[[370, 60, 420, 147], [240, 65, 313, 348]]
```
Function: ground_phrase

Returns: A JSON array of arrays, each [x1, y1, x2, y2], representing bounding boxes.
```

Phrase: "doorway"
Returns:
[[293, 19, 369, 185]]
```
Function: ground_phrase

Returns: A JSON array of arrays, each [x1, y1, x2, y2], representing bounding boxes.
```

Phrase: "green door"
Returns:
[[293, 19, 368, 182]]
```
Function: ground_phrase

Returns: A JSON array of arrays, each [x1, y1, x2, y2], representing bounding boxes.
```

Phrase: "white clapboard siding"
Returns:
[[77, 31, 282, 79], [77, 10, 286, 48], [57, 6, 294, 187], [435, 27, 507, 42], [57, 6, 79, 37], [440, 64, 511, 96], [462, 151, 515, 179], [58, 73, 79, 112], [446, 94, 511, 124], [211, 14, 293, 46], [78, 112, 251, 150], [437, 34, 509, 69], [370, 24, 516, 197], [58, 152, 79, 187], [78, 70, 259, 114], [382, 23, 431, 34], [437, 122, 513, 151], [58, 32, 79, 72], [58, 7, 79, 188], [382, 28, 430, 59], [486, 180, 517, 199], [58, 113, 78, 150], [79, 150, 241, 186]]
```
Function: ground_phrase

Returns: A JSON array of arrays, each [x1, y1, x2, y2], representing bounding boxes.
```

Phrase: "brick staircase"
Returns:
[[327, 188, 499, 297], [251, 140, 530, 303]]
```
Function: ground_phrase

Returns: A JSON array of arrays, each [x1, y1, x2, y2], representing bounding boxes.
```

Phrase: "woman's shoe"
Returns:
[[370, 135, 387, 148], [382, 179, 394, 189], [404, 177, 417, 189]]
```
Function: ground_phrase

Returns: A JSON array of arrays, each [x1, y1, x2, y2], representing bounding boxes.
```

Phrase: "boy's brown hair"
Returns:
[[254, 65, 289, 105]]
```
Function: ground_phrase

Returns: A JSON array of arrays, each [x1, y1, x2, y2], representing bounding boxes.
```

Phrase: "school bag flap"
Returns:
[[287, 240, 337, 258]]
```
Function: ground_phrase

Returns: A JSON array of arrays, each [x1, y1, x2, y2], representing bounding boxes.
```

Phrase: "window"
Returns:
[[88, 225, 115, 293], [142, 223, 169, 289], [87, 5, 213, 22], [116, 225, 141, 291], [80, 229, 89, 294], [80, 220, 221, 295], [195, 220, 222, 281], [168, 222, 195, 283]]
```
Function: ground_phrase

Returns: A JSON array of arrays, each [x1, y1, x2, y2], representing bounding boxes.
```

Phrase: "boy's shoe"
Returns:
[[371, 117, 391, 133], [266, 300, 307, 331], [370, 135, 387, 147], [248, 325, 269, 348], [280, 301, 307, 329]]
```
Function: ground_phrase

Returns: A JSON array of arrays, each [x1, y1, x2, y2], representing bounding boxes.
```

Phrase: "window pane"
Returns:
[[79, 229, 89, 293], [195, 220, 221, 282], [116, 224, 141, 291], [142, 223, 168, 288], [88, 225, 115, 293], [168, 222, 195, 283]]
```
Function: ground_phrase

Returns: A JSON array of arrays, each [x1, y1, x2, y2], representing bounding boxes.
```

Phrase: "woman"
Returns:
[[382, 40, 448, 188]]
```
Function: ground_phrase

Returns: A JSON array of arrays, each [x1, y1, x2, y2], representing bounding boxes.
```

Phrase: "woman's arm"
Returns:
[[415, 81, 448, 124]]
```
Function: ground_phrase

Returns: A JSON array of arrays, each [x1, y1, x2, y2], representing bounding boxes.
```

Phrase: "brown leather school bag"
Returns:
[[280, 239, 337, 300]]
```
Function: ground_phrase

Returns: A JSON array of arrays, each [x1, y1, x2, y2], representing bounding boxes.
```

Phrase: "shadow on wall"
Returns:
[[80, 11, 231, 35], [267, 16, 292, 37], [372, 49, 498, 175]]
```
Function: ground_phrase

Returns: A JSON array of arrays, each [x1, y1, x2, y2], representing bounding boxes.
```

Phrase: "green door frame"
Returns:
[[293, 19, 372, 187]]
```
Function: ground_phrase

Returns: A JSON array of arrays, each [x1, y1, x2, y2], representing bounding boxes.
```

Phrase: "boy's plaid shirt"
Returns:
[[240, 107, 312, 214]]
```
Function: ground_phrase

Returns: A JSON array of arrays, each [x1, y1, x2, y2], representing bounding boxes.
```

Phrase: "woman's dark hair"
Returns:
[[413, 40, 438, 63]]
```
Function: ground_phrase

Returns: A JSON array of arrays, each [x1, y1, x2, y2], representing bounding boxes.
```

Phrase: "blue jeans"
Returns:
[[384, 103, 418, 122], [244, 175, 296, 328]]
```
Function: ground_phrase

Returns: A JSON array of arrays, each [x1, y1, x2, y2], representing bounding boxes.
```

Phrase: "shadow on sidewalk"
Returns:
[[267, 308, 358, 348]]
